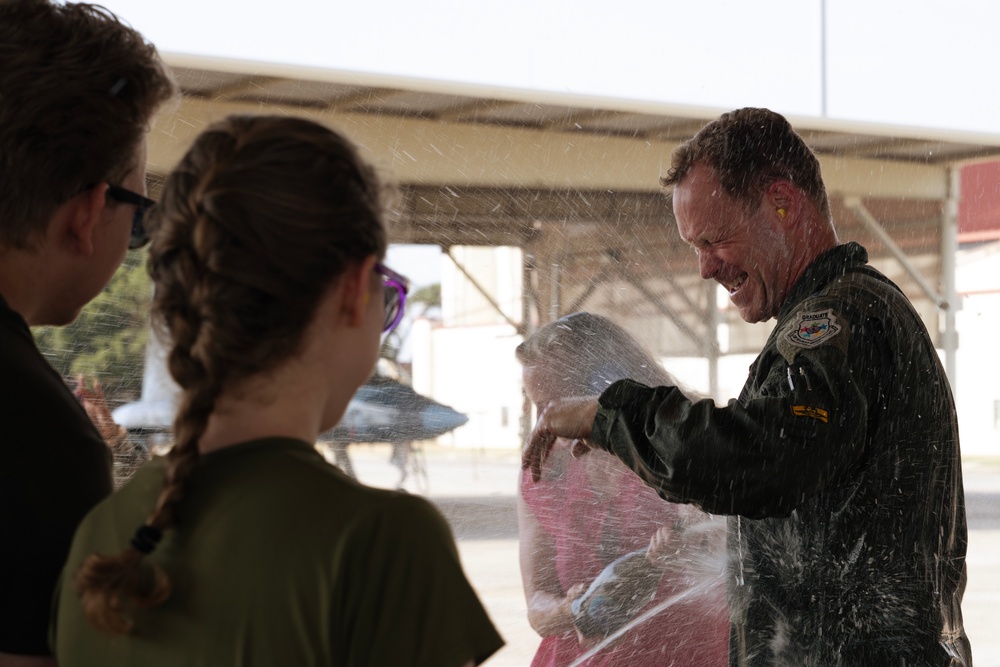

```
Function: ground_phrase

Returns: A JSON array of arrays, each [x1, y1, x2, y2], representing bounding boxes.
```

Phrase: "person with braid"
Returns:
[[0, 2, 175, 665], [51, 115, 504, 667]]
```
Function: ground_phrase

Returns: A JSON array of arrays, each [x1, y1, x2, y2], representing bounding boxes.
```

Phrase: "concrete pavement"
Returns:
[[343, 444, 1000, 666]]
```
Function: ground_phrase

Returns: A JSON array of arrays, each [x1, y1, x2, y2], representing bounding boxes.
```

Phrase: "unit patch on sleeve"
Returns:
[[785, 309, 843, 349], [791, 405, 830, 423]]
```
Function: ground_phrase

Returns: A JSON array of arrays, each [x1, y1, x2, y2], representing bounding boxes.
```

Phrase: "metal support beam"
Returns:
[[660, 273, 704, 320], [622, 275, 704, 350], [941, 169, 961, 388], [844, 197, 949, 309], [521, 253, 535, 336], [519, 251, 535, 450], [649, 271, 720, 397], [444, 248, 524, 334], [562, 267, 611, 316], [522, 249, 542, 329], [549, 263, 562, 322]]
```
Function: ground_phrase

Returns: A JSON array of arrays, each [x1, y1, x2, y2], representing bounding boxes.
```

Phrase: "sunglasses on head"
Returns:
[[374, 262, 410, 333], [106, 184, 154, 250]]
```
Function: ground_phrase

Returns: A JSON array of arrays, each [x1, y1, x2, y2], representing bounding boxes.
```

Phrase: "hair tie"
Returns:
[[130, 524, 163, 555]]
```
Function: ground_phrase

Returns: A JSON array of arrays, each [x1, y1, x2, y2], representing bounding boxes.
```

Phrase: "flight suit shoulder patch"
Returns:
[[776, 307, 850, 363]]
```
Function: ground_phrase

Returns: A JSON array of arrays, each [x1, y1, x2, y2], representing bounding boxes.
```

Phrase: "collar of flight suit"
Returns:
[[777, 241, 869, 321]]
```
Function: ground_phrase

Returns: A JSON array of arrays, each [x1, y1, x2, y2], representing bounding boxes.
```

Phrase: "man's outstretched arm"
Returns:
[[521, 396, 598, 482]]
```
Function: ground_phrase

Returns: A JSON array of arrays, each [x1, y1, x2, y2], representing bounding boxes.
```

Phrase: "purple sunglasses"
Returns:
[[375, 262, 410, 333]]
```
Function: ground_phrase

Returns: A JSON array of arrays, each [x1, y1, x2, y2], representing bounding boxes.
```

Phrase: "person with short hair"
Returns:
[[0, 2, 175, 664], [52, 115, 504, 667], [523, 107, 971, 666]]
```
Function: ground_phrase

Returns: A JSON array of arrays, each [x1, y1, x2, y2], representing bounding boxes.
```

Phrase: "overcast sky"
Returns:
[[101, 0, 1000, 138], [96, 0, 1000, 287]]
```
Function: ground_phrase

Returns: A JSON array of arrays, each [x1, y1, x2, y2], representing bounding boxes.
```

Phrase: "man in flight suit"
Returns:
[[523, 107, 971, 666]]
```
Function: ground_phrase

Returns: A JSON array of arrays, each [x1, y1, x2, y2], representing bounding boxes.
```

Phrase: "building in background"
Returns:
[[409, 158, 1000, 456]]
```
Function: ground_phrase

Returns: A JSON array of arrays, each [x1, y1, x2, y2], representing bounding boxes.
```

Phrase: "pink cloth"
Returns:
[[520, 447, 729, 667]]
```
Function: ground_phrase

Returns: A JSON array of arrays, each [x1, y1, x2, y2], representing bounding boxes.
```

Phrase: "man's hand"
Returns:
[[522, 396, 599, 482]]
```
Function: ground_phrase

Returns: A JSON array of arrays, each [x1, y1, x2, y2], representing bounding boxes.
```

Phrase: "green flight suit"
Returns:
[[592, 243, 970, 666]]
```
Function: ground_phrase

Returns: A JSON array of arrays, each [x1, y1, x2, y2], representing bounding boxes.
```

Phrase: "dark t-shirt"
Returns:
[[54, 437, 504, 667], [0, 294, 113, 655]]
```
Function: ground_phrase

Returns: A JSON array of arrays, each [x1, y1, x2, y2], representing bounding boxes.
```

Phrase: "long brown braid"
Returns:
[[74, 115, 388, 634]]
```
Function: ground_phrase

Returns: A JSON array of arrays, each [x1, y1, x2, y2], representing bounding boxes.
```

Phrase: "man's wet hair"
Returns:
[[661, 107, 831, 220], [0, 0, 176, 248]]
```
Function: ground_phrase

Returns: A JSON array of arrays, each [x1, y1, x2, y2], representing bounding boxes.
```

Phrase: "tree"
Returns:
[[410, 283, 441, 310], [379, 282, 441, 367], [32, 251, 151, 404]]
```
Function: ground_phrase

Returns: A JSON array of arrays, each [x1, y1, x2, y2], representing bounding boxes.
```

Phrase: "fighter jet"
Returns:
[[318, 374, 468, 485], [110, 329, 178, 444], [113, 334, 468, 460], [321, 374, 468, 445]]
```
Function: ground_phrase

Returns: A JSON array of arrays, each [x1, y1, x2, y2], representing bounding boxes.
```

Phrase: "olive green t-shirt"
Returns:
[[52, 437, 503, 666]]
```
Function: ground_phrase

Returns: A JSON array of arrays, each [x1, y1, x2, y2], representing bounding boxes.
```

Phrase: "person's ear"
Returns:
[[766, 180, 798, 224], [343, 255, 379, 327], [64, 184, 110, 256]]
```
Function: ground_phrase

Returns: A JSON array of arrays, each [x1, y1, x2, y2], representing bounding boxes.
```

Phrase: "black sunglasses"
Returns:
[[106, 184, 155, 249]]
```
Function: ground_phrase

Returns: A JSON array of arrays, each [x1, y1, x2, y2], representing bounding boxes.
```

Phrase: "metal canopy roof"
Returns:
[[149, 55, 998, 369], [155, 60, 1000, 196]]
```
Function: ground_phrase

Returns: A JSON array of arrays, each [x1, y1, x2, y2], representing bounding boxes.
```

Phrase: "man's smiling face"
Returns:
[[672, 162, 793, 324]]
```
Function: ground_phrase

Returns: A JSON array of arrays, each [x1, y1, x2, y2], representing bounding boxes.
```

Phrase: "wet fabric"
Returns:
[[520, 443, 729, 666], [592, 243, 971, 666], [0, 294, 112, 655], [53, 437, 503, 667]]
